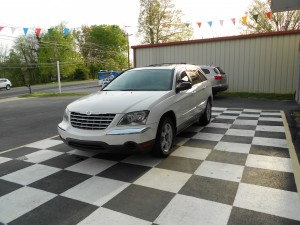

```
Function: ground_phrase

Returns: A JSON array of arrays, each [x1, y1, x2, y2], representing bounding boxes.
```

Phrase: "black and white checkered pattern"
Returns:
[[0, 107, 299, 225]]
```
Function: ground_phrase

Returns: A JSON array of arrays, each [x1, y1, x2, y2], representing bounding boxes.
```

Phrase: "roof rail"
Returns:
[[147, 62, 187, 67]]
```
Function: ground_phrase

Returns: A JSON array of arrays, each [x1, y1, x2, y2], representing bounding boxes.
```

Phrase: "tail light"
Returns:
[[214, 75, 222, 80]]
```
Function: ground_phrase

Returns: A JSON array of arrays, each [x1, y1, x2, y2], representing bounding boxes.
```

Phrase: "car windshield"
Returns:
[[103, 69, 173, 91]]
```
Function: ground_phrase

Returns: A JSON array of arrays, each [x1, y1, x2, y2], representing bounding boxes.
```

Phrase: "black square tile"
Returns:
[[0, 179, 22, 197], [230, 125, 256, 130], [206, 150, 247, 166], [227, 108, 243, 112], [40, 154, 88, 169], [241, 167, 297, 192], [9, 196, 97, 225], [241, 111, 260, 115], [179, 175, 239, 205], [156, 156, 202, 174], [103, 184, 175, 222], [200, 127, 228, 134], [211, 118, 235, 124], [250, 145, 290, 158], [97, 163, 151, 182], [237, 116, 258, 120], [29, 170, 92, 194], [260, 115, 282, 118], [93, 152, 132, 161], [255, 131, 286, 139], [183, 139, 218, 150], [257, 121, 283, 126], [221, 113, 239, 116], [49, 143, 74, 152], [0, 147, 39, 159], [177, 131, 197, 138], [228, 207, 300, 225], [221, 135, 253, 144], [0, 160, 33, 177]]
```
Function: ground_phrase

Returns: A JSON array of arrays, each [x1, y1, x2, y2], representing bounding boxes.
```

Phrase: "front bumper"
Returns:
[[57, 121, 158, 152]]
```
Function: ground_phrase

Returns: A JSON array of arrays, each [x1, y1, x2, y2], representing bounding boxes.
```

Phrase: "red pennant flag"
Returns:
[[36, 28, 41, 37], [197, 22, 201, 28], [266, 12, 271, 20], [231, 18, 236, 25], [0, 26, 4, 32]]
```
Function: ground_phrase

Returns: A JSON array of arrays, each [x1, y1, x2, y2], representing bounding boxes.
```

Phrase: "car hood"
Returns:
[[67, 91, 171, 114]]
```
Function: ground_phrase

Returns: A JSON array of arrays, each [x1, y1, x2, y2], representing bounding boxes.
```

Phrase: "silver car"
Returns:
[[200, 65, 228, 95], [0, 78, 12, 90]]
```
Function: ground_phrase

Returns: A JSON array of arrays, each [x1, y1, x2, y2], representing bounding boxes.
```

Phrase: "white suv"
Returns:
[[0, 78, 12, 90], [58, 64, 212, 157]]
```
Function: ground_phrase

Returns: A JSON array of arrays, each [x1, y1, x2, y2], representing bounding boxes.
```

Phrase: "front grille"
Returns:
[[70, 112, 115, 130]]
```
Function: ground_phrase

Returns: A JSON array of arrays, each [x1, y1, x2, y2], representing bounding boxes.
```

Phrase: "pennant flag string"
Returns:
[[253, 14, 259, 22], [197, 22, 201, 28], [266, 12, 271, 20], [208, 21, 213, 27], [0, 26, 4, 32], [219, 20, 224, 26], [231, 18, 236, 25], [36, 28, 41, 37], [242, 16, 247, 25], [23, 28, 29, 35]]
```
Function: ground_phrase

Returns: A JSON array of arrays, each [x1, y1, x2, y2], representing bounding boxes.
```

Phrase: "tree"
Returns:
[[243, 0, 300, 34], [38, 23, 83, 83], [138, 0, 193, 44], [74, 25, 128, 77]]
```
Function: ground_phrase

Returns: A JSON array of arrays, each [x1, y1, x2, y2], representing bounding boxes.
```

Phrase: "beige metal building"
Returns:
[[132, 30, 300, 94]]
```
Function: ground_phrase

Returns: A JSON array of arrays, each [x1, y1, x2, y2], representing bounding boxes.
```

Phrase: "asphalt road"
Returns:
[[1, 86, 300, 157]]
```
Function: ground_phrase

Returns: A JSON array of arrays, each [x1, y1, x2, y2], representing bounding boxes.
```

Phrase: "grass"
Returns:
[[217, 92, 294, 100], [20, 92, 88, 98]]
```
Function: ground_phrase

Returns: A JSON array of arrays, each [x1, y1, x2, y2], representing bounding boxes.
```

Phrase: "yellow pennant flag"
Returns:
[[242, 16, 247, 25]]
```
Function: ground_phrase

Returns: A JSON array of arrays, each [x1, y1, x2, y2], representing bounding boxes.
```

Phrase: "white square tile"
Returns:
[[0, 186, 56, 224], [212, 112, 222, 116], [252, 137, 288, 148], [0, 156, 11, 164], [234, 183, 300, 221], [192, 132, 224, 141], [134, 168, 191, 193], [66, 158, 117, 176], [246, 154, 293, 173], [217, 115, 238, 120], [256, 125, 284, 132], [239, 113, 260, 118], [171, 146, 211, 160], [78, 207, 152, 225], [1, 164, 60, 185], [243, 109, 261, 113], [223, 110, 242, 114], [68, 149, 99, 157], [26, 139, 63, 149], [195, 161, 244, 182], [225, 129, 255, 137], [213, 107, 227, 111], [214, 142, 251, 154], [61, 177, 129, 206], [261, 112, 281, 116], [206, 123, 232, 129], [234, 120, 258, 126], [122, 154, 162, 167], [258, 117, 282, 122], [155, 194, 232, 225], [24, 150, 63, 163]]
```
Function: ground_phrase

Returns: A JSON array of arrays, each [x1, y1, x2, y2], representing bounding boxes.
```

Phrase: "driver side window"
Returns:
[[178, 71, 190, 84]]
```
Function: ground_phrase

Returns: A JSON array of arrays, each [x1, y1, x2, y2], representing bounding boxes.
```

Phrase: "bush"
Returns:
[[73, 68, 89, 80]]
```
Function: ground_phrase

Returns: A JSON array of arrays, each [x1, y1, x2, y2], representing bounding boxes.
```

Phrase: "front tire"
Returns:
[[199, 99, 212, 125], [6, 84, 11, 90], [152, 117, 175, 158]]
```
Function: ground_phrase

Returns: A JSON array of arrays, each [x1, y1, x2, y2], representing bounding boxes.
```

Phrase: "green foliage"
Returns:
[[242, 0, 300, 33], [73, 67, 89, 80], [138, 0, 194, 44]]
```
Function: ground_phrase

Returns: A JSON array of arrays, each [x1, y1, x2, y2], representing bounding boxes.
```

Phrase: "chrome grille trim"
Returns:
[[70, 112, 115, 130]]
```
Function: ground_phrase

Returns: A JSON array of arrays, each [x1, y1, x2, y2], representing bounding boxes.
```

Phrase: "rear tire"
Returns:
[[199, 99, 211, 125], [6, 85, 10, 90], [152, 117, 175, 158]]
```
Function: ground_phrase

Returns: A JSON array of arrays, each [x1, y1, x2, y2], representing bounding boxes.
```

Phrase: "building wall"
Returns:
[[132, 31, 300, 94]]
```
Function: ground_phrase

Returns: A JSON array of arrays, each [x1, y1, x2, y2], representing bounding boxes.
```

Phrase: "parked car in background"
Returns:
[[200, 65, 228, 95], [0, 78, 12, 90], [58, 63, 212, 157]]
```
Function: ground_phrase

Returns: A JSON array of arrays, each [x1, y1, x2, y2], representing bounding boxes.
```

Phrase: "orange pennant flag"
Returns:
[[242, 16, 247, 25], [266, 12, 271, 20], [36, 28, 42, 37]]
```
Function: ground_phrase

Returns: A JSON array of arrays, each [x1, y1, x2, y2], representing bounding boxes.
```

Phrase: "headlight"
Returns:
[[63, 108, 69, 122], [118, 111, 149, 126]]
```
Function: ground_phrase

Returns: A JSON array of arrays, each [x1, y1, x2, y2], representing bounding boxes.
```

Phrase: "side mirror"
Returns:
[[176, 82, 192, 93]]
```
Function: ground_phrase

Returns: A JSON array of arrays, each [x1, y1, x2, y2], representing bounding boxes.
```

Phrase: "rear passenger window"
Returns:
[[197, 70, 207, 82], [201, 68, 210, 74]]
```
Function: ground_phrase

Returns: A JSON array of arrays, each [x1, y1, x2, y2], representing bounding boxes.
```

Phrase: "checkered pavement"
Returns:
[[0, 107, 299, 225]]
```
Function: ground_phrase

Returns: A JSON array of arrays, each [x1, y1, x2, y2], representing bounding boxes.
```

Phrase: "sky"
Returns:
[[0, 0, 254, 48]]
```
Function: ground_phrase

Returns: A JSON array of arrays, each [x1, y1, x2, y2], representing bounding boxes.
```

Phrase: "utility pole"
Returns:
[[126, 33, 133, 69], [57, 61, 61, 93]]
